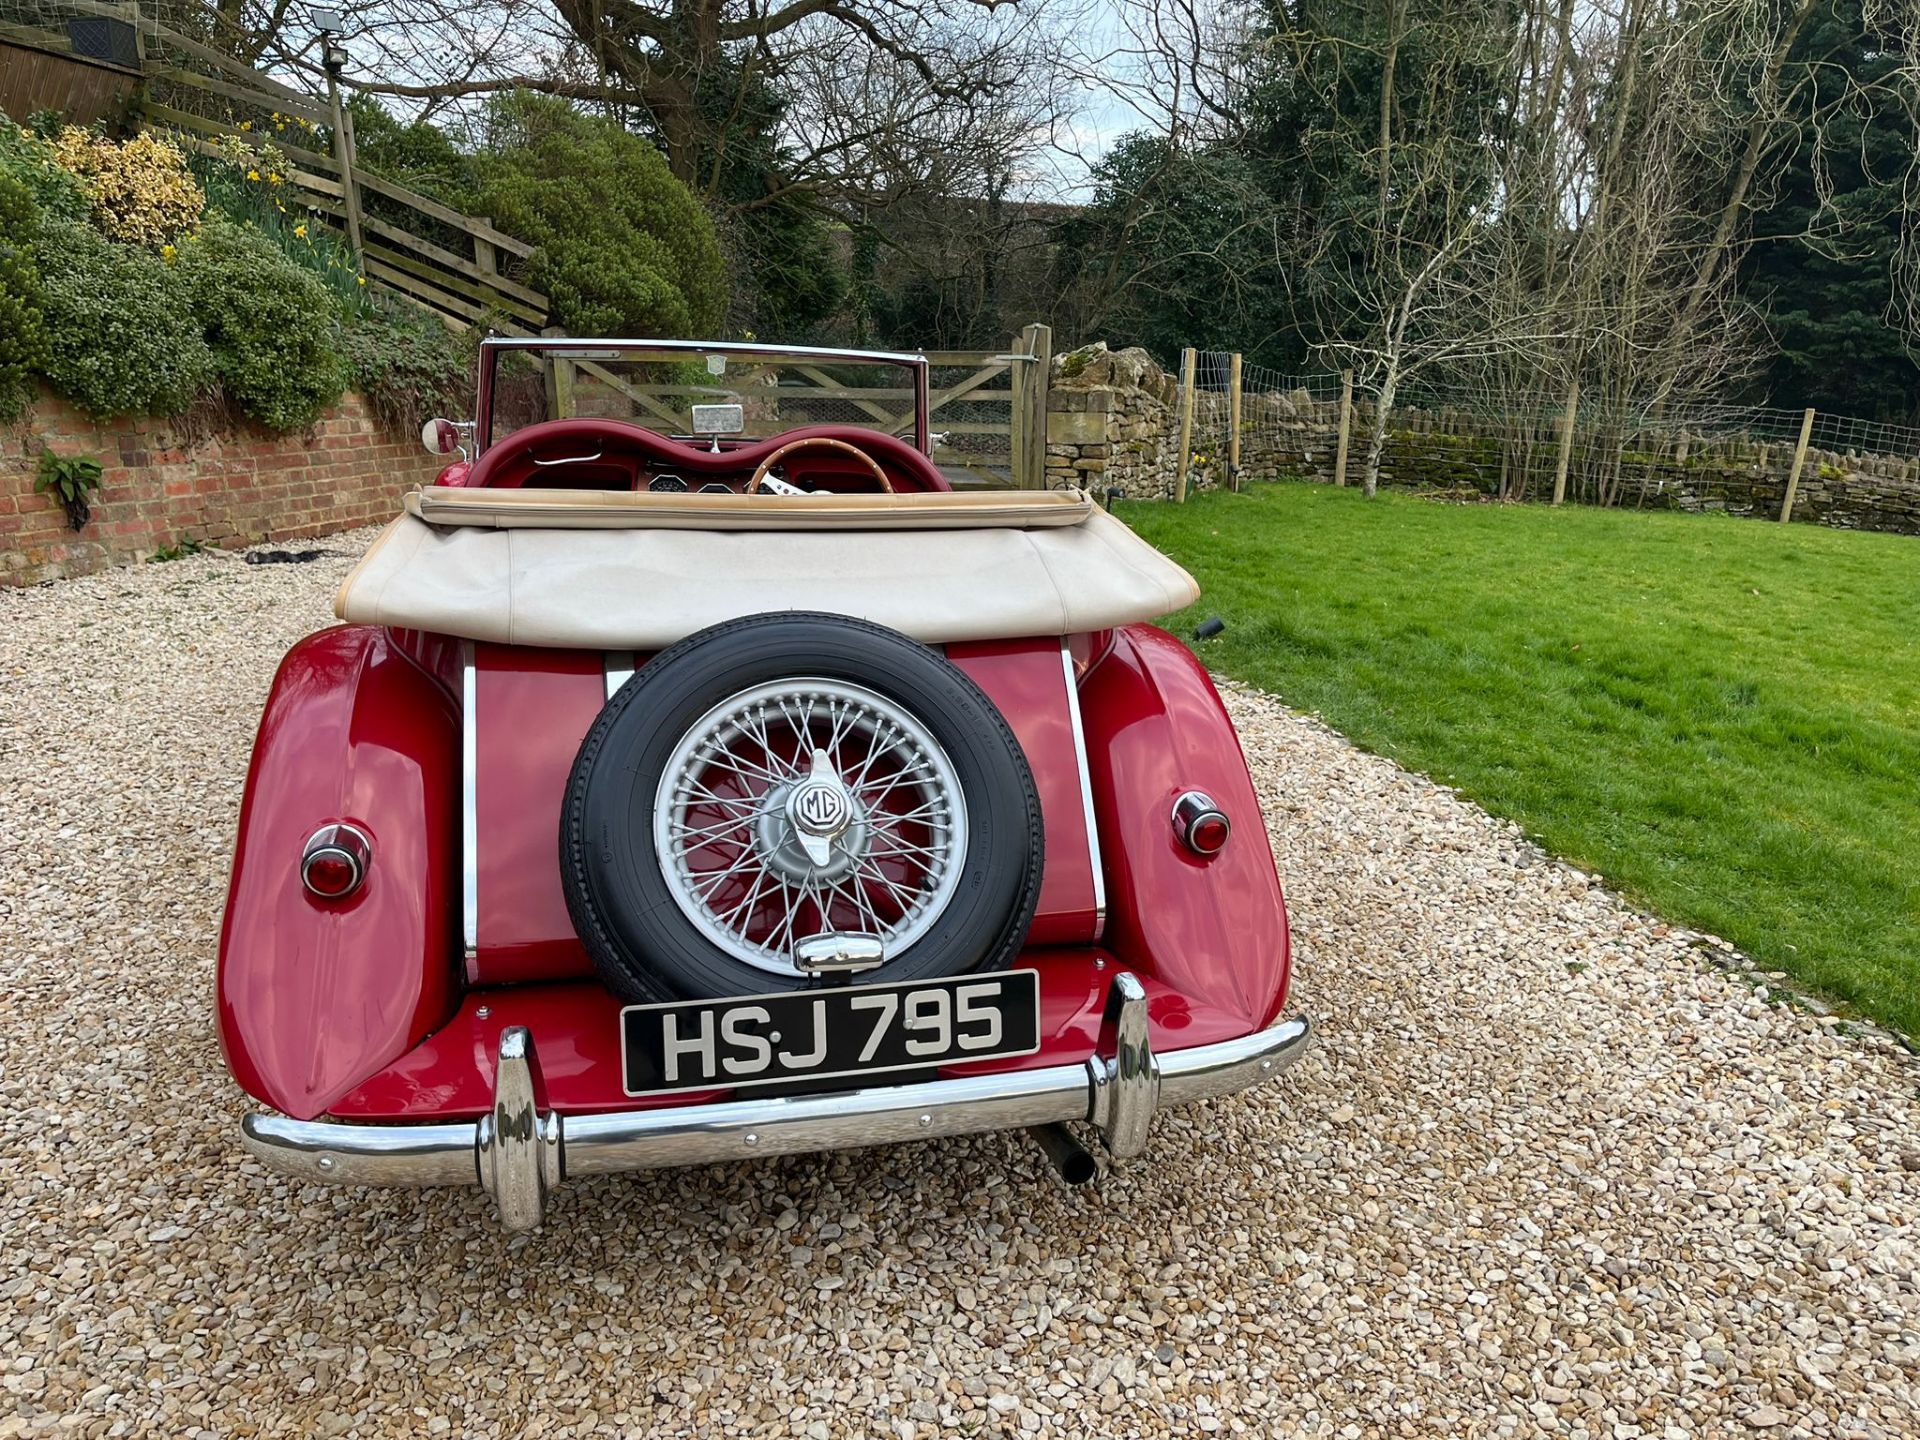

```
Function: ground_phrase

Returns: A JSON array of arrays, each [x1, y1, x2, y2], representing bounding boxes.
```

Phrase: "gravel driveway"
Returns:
[[3, 534, 1917, 1440]]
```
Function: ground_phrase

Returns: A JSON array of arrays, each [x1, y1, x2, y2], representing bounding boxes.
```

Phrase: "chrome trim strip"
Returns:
[[460, 642, 478, 957], [603, 651, 635, 702], [238, 976, 1313, 1224], [1060, 641, 1108, 937], [481, 336, 930, 367]]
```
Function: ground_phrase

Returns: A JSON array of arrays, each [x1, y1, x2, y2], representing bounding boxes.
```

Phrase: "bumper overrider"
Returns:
[[240, 973, 1314, 1230]]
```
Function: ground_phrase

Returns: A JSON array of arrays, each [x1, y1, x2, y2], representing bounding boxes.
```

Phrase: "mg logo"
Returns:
[[789, 780, 852, 837]]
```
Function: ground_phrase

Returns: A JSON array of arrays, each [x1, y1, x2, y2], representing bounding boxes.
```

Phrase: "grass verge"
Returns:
[[1126, 481, 1920, 1040]]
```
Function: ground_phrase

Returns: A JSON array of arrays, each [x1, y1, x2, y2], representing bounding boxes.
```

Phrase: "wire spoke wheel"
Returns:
[[562, 613, 1043, 1005], [654, 678, 969, 976]]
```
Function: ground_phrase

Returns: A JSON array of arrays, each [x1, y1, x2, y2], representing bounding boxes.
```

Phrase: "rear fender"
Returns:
[[218, 625, 460, 1118], [1078, 624, 1290, 1028]]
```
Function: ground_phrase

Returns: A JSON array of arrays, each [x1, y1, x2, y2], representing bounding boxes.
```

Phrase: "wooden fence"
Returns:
[[0, 0, 547, 331]]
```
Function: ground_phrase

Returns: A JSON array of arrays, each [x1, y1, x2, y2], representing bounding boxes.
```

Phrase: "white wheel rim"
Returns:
[[652, 677, 969, 976]]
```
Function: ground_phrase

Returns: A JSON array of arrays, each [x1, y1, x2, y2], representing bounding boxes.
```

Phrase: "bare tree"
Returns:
[[1519, 0, 1920, 502], [1268, 1, 1567, 495], [209, 0, 1073, 212]]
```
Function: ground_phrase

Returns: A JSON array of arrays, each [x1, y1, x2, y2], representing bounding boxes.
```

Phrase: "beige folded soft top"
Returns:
[[337, 486, 1199, 648], [404, 484, 1098, 530]]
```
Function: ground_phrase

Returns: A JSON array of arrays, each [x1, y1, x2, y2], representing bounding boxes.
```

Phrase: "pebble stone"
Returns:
[[1, 531, 1916, 1439]]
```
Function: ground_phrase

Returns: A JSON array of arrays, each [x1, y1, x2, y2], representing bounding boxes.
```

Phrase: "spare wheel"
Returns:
[[560, 613, 1044, 1004]]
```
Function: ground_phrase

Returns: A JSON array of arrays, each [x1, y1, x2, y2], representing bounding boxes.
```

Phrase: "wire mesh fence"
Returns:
[[1162, 350, 1920, 527]]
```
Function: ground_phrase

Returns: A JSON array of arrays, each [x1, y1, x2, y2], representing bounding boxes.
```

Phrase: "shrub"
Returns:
[[173, 217, 348, 432], [348, 96, 474, 200], [36, 221, 213, 418], [469, 92, 725, 337], [0, 116, 89, 224], [340, 302, 475, 435], [50, 128, 203, 249], [0, 170, 48, 421]]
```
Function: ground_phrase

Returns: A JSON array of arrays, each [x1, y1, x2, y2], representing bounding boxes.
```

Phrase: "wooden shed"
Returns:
[[0, 21, 141, 127]]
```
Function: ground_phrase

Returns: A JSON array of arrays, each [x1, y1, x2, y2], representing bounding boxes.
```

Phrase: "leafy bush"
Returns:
[[36, 221, 213, 418], [173, 217, 349, 432], [469, 93, 725, 337], [348, 96, 474, 200], [0, 170, 48, 421], [50, 128, 203, 249], [340, 301, 475, 434], [0, 115, 89, 223]]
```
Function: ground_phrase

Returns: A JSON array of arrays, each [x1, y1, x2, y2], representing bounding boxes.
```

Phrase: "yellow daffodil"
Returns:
[[247, 169, 260, 181], [357, 275, 366, 285], [267, 172, 282, 184], [294, 223, 308, 238], [239, 120, 252, 131], [161, 243, 176, 260]]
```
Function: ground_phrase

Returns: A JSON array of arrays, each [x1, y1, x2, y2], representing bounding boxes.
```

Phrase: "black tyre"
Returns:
[[560, 612, 1044, 1003]]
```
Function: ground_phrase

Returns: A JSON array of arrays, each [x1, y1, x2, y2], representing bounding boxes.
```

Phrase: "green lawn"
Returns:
[[1127, 481, 1920, 1039]]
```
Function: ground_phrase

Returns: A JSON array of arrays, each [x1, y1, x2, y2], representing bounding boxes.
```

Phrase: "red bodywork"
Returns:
[[220, 621, 1292, 1122], [220, 382, 1292, 1127]]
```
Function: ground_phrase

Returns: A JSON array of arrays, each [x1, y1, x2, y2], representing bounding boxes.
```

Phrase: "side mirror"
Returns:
[[421, 417, 467, 456]]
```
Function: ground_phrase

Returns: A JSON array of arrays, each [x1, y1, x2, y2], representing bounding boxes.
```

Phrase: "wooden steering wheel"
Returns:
[[746, 436, 892, 494]]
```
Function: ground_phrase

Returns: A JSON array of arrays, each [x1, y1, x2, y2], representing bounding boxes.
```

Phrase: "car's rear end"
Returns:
[[220, 481, 1309, 1228]]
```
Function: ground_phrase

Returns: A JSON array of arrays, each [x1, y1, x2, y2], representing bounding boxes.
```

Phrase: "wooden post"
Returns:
[[543, 327, 575, 419], [1333, 369, 1354, 487], [1020, 322, 1052, 491], [1227, 352, 1244, 491], [324, 64, 365, 265], [1779, 406, 1816, 522], [1174, 347, 1198, 502], [1007, 356, 1025, 489], [473, 236, 498, 277], [1551, 379, 1580, 505]]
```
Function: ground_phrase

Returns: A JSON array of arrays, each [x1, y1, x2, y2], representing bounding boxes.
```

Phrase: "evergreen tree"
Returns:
[[1738, 0, 1920, 421], [1055, 134, 1293, 365]]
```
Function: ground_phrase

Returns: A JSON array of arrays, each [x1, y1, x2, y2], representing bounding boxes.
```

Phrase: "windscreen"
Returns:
[[486, 345, 925, 449]]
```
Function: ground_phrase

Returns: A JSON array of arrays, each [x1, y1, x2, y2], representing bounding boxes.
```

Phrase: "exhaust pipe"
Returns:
[[1027, 1123, 1099, 1186]]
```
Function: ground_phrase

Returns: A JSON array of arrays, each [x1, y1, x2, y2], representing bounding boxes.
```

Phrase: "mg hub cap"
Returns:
[[653, 678, 969, 976]]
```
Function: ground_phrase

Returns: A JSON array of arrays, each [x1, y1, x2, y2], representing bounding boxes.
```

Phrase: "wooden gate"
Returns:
[[922, 326, 1050, 488], [540, 326, 1055, 488]]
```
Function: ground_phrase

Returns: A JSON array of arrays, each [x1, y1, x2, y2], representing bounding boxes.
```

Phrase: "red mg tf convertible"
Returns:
[[222, 338, 1312, 1228]]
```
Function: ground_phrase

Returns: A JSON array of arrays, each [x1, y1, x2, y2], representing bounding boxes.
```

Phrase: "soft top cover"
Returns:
[[336, 487, 1199, 648]]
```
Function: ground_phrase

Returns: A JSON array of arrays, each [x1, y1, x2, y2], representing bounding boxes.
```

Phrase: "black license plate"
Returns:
[[620, 970, 1041, 1097]]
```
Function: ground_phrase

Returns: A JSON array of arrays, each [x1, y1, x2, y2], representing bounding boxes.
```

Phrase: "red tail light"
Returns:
[[301, 822, 372, 899], [1172, 791, 1231, 857]]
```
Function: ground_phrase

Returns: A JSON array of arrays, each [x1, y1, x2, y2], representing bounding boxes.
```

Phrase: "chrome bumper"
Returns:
[[240, 973, 1313, 1230]]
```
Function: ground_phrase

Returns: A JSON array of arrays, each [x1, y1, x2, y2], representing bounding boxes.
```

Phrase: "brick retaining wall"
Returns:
[[1, 387, 447, 586]]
